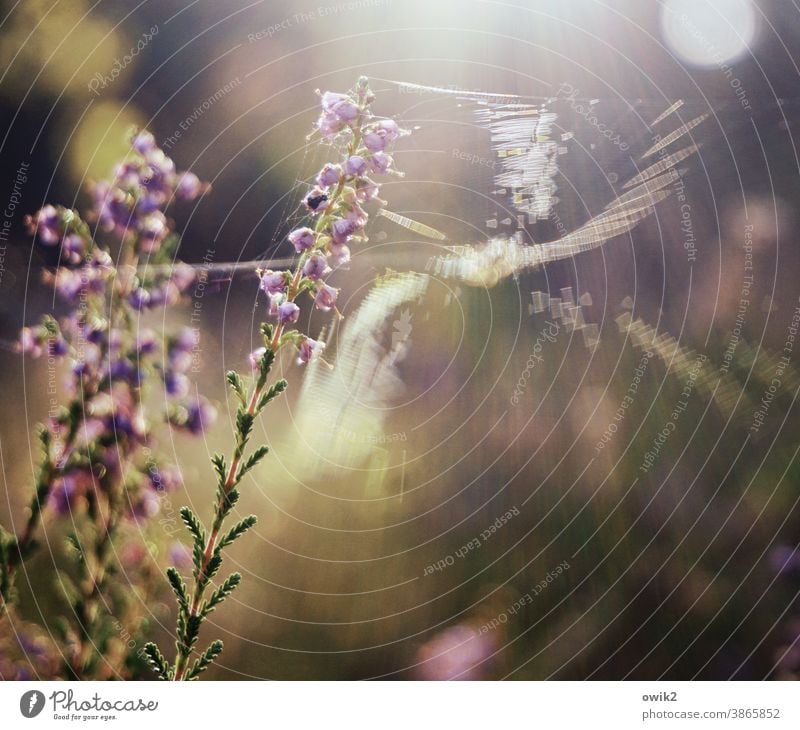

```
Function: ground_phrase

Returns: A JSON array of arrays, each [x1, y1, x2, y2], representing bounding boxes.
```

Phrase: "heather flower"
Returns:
[[321, 91, 359, 122], [173, 326, 197, 353], [136, 329, 158, 353], [170, 262, 196, 292], [183, 396, 217, 435], [168, 349, 193, 376], [131, 130, 156, 154], [135, 190, 164, 214], [109, 406, 148, 442], [130, 488, 160, 520], [369, 151, 393, 174], [362, 119, 402, 153], [146, 284, 172, 308], [50, 478, 78, 515], [355, 177, 382, 203], [278, 300, 300, 325], [90, 247, 114, 270], [331, 217, 358, 244], [345, 155, 368, 176], [50, 471, 92, 516], [109, 357, 142, 384], [18, 327, 43, 357], [328, 240, 351, 265], [316, 112, 343, 139], [316, 91, 360, 138], [288, 227, 315, 253], [107, 329, 123, 353], [249, 346, 266, 371], [84, 323, 106, 345], [47, 335, 69, 357], [414, 624, 494, 681], [49, 268, 82, 301], [303, 187, 329, 213], [142, 149, 176, 192], [303, 253, 331, 280], [316, 163, 342, 188], [24, 204, 61, 245], [164, 371, 189, 397], [129, 287, 151, 310], [61, 233, 86, 264], [92, 182, 132, 234], [116, 161, 144, 190], [297, 337, 325, 364], [344, 200, 369, 229], [175, 171, 204, 201], [260, 269, 287, 295], [148, 463, 183, 493], [167, 542, 193, 570], [73, 344, 102, 379], [138, 211, 168, 252], [314, 283, 339, 312], [377, 118, 401, 139]]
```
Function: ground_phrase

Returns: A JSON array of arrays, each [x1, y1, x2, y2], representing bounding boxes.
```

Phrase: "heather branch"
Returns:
[[150, 76, 406, 681]]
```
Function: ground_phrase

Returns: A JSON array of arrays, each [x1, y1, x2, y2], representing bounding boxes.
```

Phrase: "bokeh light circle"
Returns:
[[660, 0, 757, 68]]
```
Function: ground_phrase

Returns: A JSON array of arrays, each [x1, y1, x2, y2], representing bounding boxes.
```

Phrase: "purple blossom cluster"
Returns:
[[3, 78, 410, 681], [258, 76, 406, 365], [2, 131, 216, 678], [19, 133, 216, 520]]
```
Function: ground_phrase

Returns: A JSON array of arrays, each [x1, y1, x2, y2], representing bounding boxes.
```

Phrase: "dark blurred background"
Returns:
[[2, 0, 800, 679]]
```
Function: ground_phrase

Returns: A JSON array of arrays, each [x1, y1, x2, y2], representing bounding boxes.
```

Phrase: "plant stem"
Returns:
[[171, 377, 266, 681], [66, 241, 140, 678], [171, 100, 365, 681], [0, 409, 81, 613]]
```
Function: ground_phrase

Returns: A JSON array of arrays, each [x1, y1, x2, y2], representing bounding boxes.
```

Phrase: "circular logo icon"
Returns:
[[20, 690, 45, 719]]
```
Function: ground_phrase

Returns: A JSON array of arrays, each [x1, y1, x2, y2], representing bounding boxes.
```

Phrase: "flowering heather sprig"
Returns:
[[0, 131, 211, 679], [144, 76, 408, 681]]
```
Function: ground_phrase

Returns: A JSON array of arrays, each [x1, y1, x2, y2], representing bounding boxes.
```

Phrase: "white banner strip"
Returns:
[[1, 681, 798, 728]]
